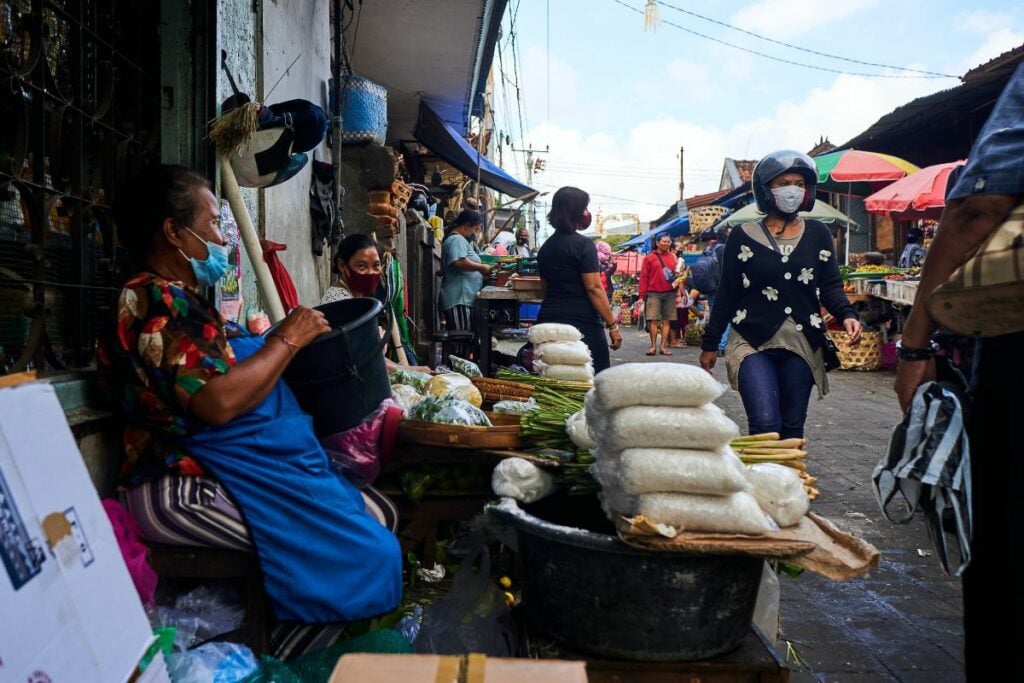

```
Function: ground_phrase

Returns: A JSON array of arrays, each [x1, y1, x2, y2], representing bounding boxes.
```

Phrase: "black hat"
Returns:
[[452, 209, 482, 227]]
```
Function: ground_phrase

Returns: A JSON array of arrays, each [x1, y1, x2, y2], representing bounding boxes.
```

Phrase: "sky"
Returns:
[[488, 0, 1024, 231]]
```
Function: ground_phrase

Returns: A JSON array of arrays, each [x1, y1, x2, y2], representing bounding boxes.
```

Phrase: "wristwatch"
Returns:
[[606, 321, 620, 331], [896, 339, 939, 361]]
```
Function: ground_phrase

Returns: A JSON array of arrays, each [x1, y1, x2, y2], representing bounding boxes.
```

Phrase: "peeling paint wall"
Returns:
[[217, 2, 262, 318], [262, 0, 333, 305]]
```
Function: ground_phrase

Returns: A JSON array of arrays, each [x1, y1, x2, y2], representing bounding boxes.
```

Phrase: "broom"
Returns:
[[208, 62, 287, 324]]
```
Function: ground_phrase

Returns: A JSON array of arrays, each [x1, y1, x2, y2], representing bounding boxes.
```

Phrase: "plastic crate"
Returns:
[[519, 303, 541, 321], [886, 280, 919, 306]]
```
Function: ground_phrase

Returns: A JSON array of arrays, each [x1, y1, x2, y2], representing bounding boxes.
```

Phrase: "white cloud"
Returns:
[[732, 0, 878, 39], [957, 28, 1024, 73], [521, 69, 946, 222], [957, 10, 1018, 34]]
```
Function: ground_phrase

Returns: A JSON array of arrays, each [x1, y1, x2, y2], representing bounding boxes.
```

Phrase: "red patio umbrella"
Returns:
[[864, 160, 967, 220]]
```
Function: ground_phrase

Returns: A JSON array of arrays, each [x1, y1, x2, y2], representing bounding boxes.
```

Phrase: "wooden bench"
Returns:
[[145, 543, 271, 655]]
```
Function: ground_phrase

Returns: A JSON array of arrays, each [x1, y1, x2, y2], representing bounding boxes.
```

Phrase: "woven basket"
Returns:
[[390, 179, 413, 211], [688, 205, 730, 235], [334, 75, 387, 145], [831, 330, 882, 371]]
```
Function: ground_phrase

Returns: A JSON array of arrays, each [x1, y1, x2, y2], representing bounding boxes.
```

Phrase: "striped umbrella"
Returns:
[[815, 149, 920, 195]]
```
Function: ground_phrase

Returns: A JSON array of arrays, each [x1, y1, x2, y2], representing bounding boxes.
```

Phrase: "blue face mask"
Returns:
[[179, 227, 230, 286]]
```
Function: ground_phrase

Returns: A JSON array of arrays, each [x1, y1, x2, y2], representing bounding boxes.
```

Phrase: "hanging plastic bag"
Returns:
[[102, 499, 158, 606], [414, 545, 518, 656], [319, 399, 397, 487], [261, 240, 300, 311]]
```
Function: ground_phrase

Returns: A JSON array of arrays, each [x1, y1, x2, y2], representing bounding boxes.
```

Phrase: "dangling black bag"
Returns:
[[310, 159, 340, 255]]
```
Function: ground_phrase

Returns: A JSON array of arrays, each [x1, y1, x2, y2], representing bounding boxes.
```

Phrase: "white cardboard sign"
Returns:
[[0, 382, 155, 683]]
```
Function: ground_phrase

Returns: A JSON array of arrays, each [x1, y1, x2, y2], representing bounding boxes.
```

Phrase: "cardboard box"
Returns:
[[329, 653, 588, 683], [0, 382, 159, 682]]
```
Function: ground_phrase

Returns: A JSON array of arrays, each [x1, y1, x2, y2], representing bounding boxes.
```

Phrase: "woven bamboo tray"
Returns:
[[486, 412, 523, 427], [397, 419, 526, 449], [831, 330, 882, 371]]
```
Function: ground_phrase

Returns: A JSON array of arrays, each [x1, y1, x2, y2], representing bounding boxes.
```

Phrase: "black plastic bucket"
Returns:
[[276, 297, 390, 436], [487, 494, 762, 661]]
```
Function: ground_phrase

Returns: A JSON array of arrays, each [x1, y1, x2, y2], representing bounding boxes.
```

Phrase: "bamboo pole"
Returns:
[[219, 152, 287, 323]]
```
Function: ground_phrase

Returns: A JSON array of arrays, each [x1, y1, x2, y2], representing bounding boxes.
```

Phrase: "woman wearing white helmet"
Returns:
[[699, 150, 863, 438]]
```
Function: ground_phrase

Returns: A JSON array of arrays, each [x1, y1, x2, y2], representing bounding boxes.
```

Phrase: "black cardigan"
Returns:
[[700, 220, 857, 352]]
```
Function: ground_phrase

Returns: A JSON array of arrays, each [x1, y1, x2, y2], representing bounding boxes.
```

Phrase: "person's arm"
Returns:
[[638, 255, 650, 299], [452, 257, 492, 275], [582, 272, 623, 350], [190, 307, 330, 425], [815, 225, 863, 343], [894, 193, 1019, 409]]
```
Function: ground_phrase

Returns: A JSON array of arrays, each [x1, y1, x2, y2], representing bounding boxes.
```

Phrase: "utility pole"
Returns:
[[511, 143, 547, 246], [678, 146, 685, 200]]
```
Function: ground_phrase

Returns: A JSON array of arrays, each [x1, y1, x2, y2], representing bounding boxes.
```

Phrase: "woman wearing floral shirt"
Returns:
[[99, 165, 401, 625], [700, 151, 862, 438]]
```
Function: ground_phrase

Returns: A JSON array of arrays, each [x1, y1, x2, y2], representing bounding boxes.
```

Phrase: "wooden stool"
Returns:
[[146, 544, 270, 655]]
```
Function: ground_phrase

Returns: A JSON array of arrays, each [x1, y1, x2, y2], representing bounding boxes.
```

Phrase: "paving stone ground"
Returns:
[[610, 326, 965, 682]]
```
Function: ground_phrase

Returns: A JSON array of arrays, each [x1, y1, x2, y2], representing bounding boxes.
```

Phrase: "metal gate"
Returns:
[[0, 0, 161, 374]]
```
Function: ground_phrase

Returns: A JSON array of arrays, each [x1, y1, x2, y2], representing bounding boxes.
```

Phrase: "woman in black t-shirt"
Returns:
[[535, 187, 622, 372]]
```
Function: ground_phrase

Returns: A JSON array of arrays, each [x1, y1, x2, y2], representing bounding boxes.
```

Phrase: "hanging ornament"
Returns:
[[643, 0, 660, 32]]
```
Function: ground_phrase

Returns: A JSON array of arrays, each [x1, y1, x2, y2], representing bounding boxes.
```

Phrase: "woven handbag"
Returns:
[[927, 203, 1024, 337]]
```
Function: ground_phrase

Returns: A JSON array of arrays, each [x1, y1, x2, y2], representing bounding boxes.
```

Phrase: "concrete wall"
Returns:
[[217, 2, 262, 317], [261, 0, 333, 305]]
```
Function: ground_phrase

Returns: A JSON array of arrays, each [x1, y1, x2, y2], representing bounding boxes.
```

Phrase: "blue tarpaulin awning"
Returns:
[[617, 214, 690, 252], [414, 101, 538, 200]]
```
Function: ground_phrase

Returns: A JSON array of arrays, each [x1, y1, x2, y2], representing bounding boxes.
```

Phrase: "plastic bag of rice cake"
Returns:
[[534, 359, 594, 382], [565, 409, 595, 450], [491, 457, 556, 503], [744, 463, 810, 528], [528, 322, 583, 345], [596, 479, 638, 519], [636, 491, 776, 535], [588, 404, 739, 451], [592, 362, 725, 410], [619, 447, 749, 495], [533, 340, 592, 366]]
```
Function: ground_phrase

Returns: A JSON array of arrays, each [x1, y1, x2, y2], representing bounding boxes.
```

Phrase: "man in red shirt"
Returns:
[[638, 233, 678, 355]]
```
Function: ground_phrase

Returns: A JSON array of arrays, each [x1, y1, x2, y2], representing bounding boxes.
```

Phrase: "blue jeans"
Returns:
[[737, 349, 815, 439]]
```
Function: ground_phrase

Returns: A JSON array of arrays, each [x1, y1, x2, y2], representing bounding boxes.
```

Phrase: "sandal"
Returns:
[[659, 349, 673, 356], [645, 349, 657, 356]]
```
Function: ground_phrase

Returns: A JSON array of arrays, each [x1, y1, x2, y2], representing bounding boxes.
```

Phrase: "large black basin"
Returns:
[[487, 494, 762, 661]]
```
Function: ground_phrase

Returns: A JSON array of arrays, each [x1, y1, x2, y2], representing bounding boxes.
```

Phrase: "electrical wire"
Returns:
[[655, 0, 959, 79], [610, 0, 960, 80]]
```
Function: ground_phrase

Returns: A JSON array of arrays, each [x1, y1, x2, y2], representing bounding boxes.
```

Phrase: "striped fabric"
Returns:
[[873, 381, 972, 576], [927, 203, 1024, 337], [124, 475, 399, 548], [443, 304, 475, 333], [124, 475, 400, 660]]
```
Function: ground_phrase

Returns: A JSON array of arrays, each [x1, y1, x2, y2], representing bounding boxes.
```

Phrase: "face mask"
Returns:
[[580, 210, 592, 230], [179, 227, 230, 286], [771, 186, 806, 215], [346, 270, 382, 296]]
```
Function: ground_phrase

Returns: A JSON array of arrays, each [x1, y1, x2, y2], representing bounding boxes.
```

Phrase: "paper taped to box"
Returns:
[[0, 382, 157, 682]]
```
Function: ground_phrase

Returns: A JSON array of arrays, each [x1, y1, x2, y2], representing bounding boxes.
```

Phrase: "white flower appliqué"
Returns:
[[762, 286, 779, 302], [742, 273, 750, 288], [733, 309, 747, 324], [798, 267, 814, 285], [819, 249, 832, 262], [738, 245, 753, 262], [810, 313, 823, 328]]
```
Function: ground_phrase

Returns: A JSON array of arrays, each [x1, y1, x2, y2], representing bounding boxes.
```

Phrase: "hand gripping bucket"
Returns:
[[276, 298, 391, 436]]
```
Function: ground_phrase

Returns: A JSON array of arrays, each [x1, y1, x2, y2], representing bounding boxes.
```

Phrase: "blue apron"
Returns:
[[181, 333, 402, 622]]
